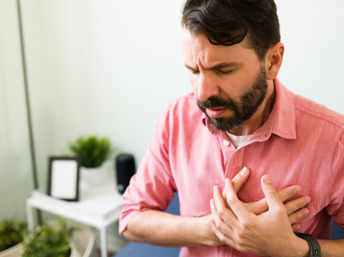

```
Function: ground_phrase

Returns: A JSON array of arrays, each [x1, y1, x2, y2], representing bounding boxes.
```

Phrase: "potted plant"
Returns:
[[69, 135, 113, 187], [0, 219, 26, 257], [22, 218, 79, 257]]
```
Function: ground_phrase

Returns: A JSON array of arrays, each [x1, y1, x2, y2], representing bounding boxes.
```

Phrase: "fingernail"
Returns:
[[263, 175, 270, 184], [240, 167, 249, 176], [293, 186, 301, 194], [294, 224, 300, 231], [302, 208, 309, 217], [304, 196, 311, 205]]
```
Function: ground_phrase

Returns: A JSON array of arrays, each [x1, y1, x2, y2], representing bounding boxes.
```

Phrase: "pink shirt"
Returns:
[[119, 79, 344, 257]]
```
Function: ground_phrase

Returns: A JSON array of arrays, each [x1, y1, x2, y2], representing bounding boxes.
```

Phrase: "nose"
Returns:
[[196, 72, 220, 102]]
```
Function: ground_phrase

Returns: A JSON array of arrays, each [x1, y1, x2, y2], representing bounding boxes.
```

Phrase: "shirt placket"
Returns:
[[224, 145, 245, 179], [218, 138, 246, 257]]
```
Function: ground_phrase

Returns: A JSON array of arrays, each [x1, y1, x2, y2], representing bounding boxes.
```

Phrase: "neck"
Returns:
[[229, 80, 275, 136]]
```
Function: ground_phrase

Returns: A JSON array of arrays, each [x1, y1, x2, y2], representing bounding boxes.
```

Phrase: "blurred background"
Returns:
[[1, 0, 344, 251]]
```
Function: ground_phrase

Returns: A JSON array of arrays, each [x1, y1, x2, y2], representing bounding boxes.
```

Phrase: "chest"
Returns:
[[171, 135, 332, 217]]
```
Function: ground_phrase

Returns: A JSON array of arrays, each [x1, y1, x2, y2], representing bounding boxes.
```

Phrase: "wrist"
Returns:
[[295, 233, 321, 257], [275, 234, 309, 257], [196, 215, 222, 246], [291, 236, 311, 257]]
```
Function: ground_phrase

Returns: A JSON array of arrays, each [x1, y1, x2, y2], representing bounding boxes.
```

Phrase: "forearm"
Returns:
[[122, 210, 218, 247], [318, 238, 344, 257], [289, 237, 344, 257]]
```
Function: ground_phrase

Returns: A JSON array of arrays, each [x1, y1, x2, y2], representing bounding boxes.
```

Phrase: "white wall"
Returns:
[[20, 0, 189, 188], [276, 0, 344, 113], [18, 0, 344, 190], [1, 0, 343, 245]]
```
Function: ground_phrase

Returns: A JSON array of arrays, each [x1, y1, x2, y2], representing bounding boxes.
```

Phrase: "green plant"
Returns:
[[69, 135, 112, 168], [0, 219, 26, 251], [22, 218, 78, 257]]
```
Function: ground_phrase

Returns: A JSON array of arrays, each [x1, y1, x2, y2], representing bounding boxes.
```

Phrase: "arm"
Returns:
[[122, 168, 252, 247], [123, 210, 216, 247], [317, 239, 344, 257], [123, 168, 310, 247], [211, 175, 344, 257]]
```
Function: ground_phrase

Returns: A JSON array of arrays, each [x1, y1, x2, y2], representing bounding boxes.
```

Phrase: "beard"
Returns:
[[197, 65, 268, 131]]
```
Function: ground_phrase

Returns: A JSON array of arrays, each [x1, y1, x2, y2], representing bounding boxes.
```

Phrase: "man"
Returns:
[[119, 0, 344, 256]]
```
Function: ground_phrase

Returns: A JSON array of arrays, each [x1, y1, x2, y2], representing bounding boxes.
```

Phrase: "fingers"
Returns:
[[209, 219, 236, 247], [259, 176, 311, 232], [292, 224, 301, 232], [213, 185, 236, 224], [277, 185, 301, 203], [285, 196, 311, 215], [289, 208, 310, 226], [247, 185, 302, 215], [231, 167, 250, 193], [284, 194, 311, 226], [210, 198, 234, 236], [260, 175, 284, 211], [224, 178, 251, 220], [222, 167, 250, 203], [211, 186, 237, 246]]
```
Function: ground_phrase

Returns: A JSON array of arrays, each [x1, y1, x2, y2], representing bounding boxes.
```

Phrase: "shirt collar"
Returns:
[[269, 78, 296, 140], [201, 78, 297, 141]]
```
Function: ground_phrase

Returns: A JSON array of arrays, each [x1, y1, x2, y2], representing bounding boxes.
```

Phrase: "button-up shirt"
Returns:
[[119, 79, 344, 257]]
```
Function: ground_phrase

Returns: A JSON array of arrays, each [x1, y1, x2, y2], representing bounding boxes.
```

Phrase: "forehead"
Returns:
[[182, 28, 258, 67]]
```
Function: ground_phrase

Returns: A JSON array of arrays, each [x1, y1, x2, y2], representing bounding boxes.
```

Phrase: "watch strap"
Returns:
[[296, 233, 321, 257]]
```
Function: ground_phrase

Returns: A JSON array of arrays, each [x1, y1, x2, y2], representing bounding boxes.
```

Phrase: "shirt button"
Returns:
[[223, 140, 230, 146]]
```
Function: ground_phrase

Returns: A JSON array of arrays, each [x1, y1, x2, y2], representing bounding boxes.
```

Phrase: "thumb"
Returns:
[[261, 175, 283, 211]]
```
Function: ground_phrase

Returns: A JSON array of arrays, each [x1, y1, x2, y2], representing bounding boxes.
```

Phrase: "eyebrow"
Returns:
[[184, 62, 240, 71]]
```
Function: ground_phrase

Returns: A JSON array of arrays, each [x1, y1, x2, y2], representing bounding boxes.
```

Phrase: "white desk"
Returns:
[[26, 182, 122, 257]]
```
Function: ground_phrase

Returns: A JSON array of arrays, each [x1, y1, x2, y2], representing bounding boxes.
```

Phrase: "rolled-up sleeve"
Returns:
[[119, 106, 177, 234]]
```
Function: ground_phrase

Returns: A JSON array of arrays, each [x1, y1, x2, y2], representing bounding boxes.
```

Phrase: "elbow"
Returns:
[[121, 225, 145, 243], [122, 227, 134, 241]]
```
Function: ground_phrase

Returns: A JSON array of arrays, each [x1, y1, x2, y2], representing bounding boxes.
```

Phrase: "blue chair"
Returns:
[[114, 194, 344, 257], [115, 194, 181, 257], [114, 242, 180, 257], [332, 221, 344, 239]]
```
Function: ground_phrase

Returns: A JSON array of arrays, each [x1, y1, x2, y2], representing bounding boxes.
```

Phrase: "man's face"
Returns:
[[182, 28, 268, 132]]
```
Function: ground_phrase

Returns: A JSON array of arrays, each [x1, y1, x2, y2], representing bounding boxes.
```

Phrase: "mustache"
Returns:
[[197, 96, 234, 109]]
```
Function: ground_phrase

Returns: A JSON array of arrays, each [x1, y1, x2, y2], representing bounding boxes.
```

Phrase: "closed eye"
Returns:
[[185, 65, 199, 74], [210, 63, 240, 75], [190, 69, 200, 74], [215, 69, 234, 75]]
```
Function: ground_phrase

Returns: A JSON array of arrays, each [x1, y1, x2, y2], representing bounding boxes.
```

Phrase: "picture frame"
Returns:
[[47, 156, 81, 201]]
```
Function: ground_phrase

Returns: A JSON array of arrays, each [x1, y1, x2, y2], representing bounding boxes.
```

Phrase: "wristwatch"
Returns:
[[296, 233, 321, 257]]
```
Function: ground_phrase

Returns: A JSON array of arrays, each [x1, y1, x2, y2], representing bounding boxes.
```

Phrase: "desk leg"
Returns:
[[26, 200, 35, 230], [100, 227, 108, 257]]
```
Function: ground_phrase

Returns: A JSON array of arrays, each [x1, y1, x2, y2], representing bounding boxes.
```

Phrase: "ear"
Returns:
[[265, 42, 284, 80]]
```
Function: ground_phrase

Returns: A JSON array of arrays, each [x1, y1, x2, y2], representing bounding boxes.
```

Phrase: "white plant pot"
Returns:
[[70, 242, 80, 257], [80, 166, 107, 188], [72, 228, 97, 257]]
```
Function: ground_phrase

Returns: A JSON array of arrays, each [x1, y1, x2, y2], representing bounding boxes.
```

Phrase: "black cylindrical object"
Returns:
[[116, 153, 136, 194]]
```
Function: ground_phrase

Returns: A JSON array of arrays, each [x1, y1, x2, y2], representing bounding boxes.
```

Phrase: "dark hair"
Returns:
[[182, 0, 280, 60]]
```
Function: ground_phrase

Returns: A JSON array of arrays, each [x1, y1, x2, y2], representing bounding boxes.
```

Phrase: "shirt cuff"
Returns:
[[118, 210, 142, 235]]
